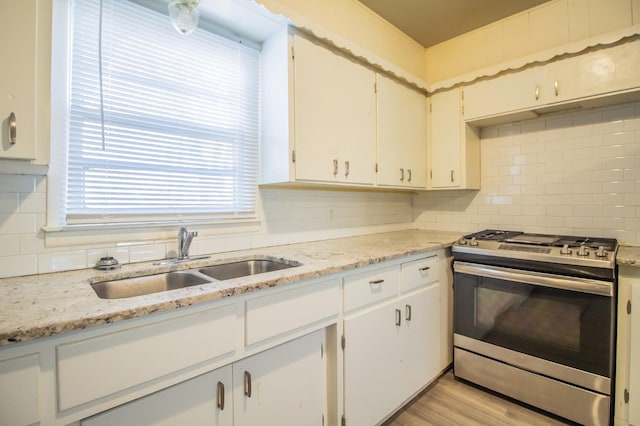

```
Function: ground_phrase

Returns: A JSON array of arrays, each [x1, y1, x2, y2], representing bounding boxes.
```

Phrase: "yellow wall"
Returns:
[[425, 0, 640, 84], [258, 0, 426, 79]]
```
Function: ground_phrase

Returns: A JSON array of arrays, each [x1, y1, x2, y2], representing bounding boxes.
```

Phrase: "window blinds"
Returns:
[[67, 0, 260, 224]]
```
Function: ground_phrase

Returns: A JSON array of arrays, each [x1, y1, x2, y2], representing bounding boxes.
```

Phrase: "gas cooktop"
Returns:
[[453, 229, 618, 270]]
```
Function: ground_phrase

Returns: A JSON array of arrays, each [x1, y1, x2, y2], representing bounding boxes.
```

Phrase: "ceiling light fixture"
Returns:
[[168, 0, 201, 35]]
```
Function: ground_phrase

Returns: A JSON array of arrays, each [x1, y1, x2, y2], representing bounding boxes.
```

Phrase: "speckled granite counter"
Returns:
[[0, 229, 461, 347], [617, 245, 640, 268]]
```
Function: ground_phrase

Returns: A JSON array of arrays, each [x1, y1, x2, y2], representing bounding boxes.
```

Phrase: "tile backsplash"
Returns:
[[0, 175, 413, 278], [1, 100, 638, 278], [414, 101, 640, 245]]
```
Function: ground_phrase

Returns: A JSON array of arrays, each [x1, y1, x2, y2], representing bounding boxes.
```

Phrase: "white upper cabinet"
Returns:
[[0, 0, 49, 162], [463, 66, 546, 126], [376, 74, 427, 189], [464, 39, 640, 127], [293, 36, 377, 185], [260, 29, 376, 187], [428, 88, 480, 190]]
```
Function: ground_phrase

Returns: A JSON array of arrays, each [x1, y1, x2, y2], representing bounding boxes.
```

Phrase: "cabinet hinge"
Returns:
[[292, 150, 296, 163], [341, 414, 346, 426], [628, 300, 632, 314], [321, 343, 324, 358], [322, 413, 325, 426], [375, 163, 379, 173], [625, 388, 630, 403], [291, 45, 295, 60], [341, 335, 346, 350], [430, 170, 433, 179], [461, 105, 465, 116], [374, 82, 377, 94], [429, 103, 432, 113]]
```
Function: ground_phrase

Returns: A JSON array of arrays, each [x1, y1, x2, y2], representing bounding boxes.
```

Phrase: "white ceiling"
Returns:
[[358, 0, 552, 47]]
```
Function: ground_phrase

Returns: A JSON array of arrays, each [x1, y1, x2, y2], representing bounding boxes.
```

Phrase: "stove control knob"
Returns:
[[469, 237, 479, 247], [577, 245, 590, 256], [595, 246, 607, 258], [560, 244, 572, 255], [458, 238, 467, 245]]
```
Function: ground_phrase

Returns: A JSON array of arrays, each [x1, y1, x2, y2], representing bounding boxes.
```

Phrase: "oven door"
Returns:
[[454, 261, 614, 393]]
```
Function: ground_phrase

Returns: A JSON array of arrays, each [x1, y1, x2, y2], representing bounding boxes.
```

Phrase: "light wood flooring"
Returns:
[[384, 370, 574, 426]]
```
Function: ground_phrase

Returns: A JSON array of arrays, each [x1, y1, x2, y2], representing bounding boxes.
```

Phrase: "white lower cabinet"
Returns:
[[343, 256, 442, 425], [0, 352, 41, 426], [233, 330, 326, 426], [616, 266, 640, 426], [81, 330, 325, 426], [81, 366, 234, 426]]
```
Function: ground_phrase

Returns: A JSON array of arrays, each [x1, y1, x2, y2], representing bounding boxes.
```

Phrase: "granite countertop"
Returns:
[[0, 229, 462, 347], [617, 245, 640, 268]]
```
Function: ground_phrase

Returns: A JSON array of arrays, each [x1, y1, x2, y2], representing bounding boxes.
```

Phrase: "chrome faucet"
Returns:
[[177, 226, 198, 260]]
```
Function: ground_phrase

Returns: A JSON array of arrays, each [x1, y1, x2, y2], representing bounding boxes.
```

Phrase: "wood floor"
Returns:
[[384, 370, 574, 426]]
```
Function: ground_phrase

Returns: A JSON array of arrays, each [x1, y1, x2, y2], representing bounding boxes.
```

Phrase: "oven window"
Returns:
[[476, 287, 583, 352], [455, 272, 612, 377]]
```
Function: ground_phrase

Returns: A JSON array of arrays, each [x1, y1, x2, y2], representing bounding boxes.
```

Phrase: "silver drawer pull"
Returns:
[[400, 168, 404, 181], [8, 112, 16, 145], [407, 169, 412, 182], [395, 309, 401, 326], [419, 266, 431, 272], [405, 304, 412, 321], [369, 279, 384, 285], [344, 160, 350, 177], [244, 371, 252, 398], [333, 159, 338, 176], [217, 381, 225, 410]]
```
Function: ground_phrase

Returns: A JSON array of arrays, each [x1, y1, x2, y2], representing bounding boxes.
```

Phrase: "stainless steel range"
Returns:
[[452, 229, 618, 426]]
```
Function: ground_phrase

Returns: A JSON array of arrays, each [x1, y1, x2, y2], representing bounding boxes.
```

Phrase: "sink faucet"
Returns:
[[177, 226, 198, 260]]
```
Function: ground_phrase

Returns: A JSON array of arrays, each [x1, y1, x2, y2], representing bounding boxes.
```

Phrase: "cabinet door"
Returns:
[[399, 283, 441, 403], [233, 330, 326, 426], [0, 0, 38, 159], [548, 40, 640, 105], [0, 353, 40, 426], [463, 66, 546, 121], [293, 36, 376, 185], [429, 89, 462, 188], [376, 74, 427, 188], [630, 283, 640, 426], [343, 299, 401, 425], [81, 366, 233, 426]]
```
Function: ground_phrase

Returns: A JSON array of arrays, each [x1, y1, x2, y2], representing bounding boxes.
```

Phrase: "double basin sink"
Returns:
[[91, 258, 300, 300]]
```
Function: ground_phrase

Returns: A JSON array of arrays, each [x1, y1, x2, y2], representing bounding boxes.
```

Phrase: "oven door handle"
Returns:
[[454, 262, 613, 297]]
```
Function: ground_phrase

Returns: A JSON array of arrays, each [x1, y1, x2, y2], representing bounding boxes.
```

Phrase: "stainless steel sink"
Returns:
[[92, 258, 301, 299], [91, 271, 211, 299], [199, 259, 300, 281]]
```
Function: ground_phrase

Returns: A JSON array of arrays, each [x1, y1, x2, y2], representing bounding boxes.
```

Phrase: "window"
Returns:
[[59, 0, 260, 226]]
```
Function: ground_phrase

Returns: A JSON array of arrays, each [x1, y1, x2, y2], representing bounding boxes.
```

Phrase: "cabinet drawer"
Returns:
[[57, 303, 237, 411], [401, 256, 438, 293], [343, 266, 399, 312], [245, 278, 339, 346]]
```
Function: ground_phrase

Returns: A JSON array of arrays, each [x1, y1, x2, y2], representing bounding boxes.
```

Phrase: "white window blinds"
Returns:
[[66, 0, 260, 224]]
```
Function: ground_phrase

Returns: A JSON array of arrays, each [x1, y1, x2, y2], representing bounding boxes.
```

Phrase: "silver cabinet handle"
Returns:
[[400, 168, 404, 181], [333, 159, 338, 176], [535, 85, 540, 100], [405, 304, 412, 321], [554, 80, 559, 96], [419, 266, 431, 272], [450, 170, 454, 182], [244, 371, 252, 398], [369, 279, 384, 285], [217, 381, 225, 410], [8, 112, 16, 145], [344, 160, 350, 177], [395, 309, 401, 326], [407, 169, 412, 182]]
